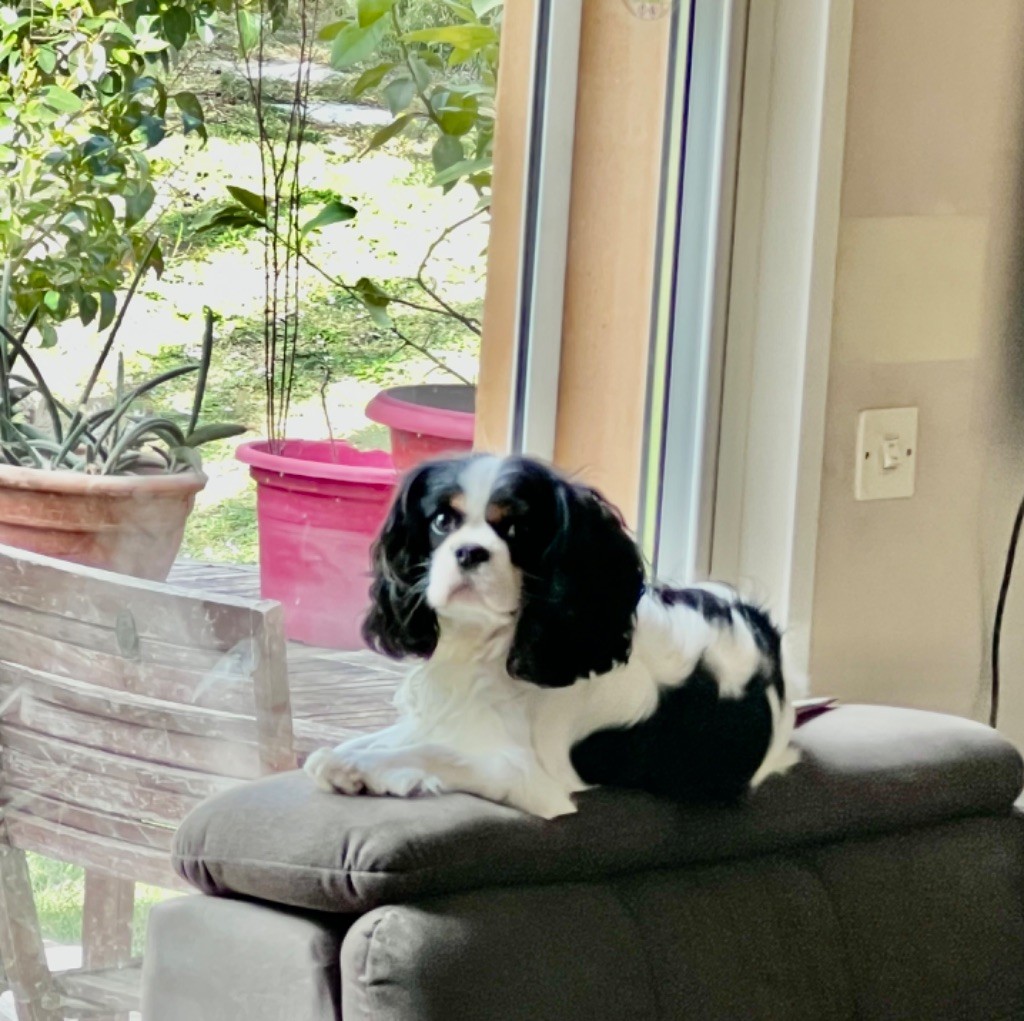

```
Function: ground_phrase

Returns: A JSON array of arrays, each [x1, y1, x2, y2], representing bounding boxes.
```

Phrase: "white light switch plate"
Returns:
[[855, 407, 918, 501]]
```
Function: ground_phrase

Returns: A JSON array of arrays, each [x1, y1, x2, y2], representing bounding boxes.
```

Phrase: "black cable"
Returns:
[[990, 490, 1024, 727]]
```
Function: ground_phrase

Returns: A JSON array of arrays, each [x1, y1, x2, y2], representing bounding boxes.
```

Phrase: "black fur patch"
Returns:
[[654, 586, 734, 626], [502, 459, 645, 688], [570, 662, 775, 804]]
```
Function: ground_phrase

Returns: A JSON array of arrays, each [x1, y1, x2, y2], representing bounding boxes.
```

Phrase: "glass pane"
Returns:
[[0, 0, 500, 1015], [642, 0, 742, 579]]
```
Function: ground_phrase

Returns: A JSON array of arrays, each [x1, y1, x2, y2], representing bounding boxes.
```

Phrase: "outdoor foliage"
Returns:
[[192, 0, 496, 443], [0, 254, 244, 472], [326, 0, 499, 200], [198, 0, 499, 427], [0, 0, 248, 340]]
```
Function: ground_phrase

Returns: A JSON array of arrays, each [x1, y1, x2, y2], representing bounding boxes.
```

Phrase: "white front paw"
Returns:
[[304, 746, 367, 795]]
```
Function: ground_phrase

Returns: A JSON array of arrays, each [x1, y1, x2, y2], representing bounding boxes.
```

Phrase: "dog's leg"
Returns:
[[305, 736, 578, 819]]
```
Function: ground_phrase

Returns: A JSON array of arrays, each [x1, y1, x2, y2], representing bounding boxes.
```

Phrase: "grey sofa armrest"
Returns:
[[172, 705, 1023, 915], [335, 812, 1024, 1021]]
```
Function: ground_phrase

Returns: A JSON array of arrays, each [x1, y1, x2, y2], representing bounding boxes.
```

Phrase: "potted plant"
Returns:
[[322, 0, 502, 469], [214, 0, 500, 647], [206, 0, 398, 650], [0, 289, 245, 581], [364, 383, 474, 470]]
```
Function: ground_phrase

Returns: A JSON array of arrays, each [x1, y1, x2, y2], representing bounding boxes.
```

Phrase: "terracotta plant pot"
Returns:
[[236, 440, 397, 649], [0, 465, 206, 581], [365, 384, 475, 471]]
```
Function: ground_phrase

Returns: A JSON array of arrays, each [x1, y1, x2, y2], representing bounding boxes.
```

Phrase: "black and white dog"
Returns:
[[304, 454, 797, 818]]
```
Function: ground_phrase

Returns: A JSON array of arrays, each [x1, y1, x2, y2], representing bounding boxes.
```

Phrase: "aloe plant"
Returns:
[[0, 299, 245, 477]]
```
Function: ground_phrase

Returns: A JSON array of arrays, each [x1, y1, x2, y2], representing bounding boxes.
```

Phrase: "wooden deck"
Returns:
[[168, 560, 404, 755]]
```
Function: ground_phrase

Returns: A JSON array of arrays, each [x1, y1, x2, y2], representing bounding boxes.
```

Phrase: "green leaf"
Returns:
[[236, 9, 261, 52], [330, 17, 389, 69], [98, 291, 117, 332], [79, 294, 99, 328], [382, 77, 415, 115], [442, 1, 476, 18], [192, 204, 265, 233], [226, 185, 267, 218], [349, 61, 394, 97], [437, 91, 479, 137], [138, 114, 166, 147], [407, 53, 432, 91], [184, 422, 248, 447], [125, 183, 155, 227], [39, 323, 58, 349], [170, 445, 204, 473], [42, 86, 84, 115], [268, 0, 288, 31], [35, 47, 57, 74], [174, 91, 207, 140], [402, 25, 497, 50], [472, 0, 504, 16], [160, 6, 192, 50], [148, 242, 166, 279], [318, 18, 350, 42], [357, 0, 398, 27], [431, 155, 491, 187], [301, 199, 357, 235], [354, 277, 392, 328], [363, 112, 415, 153], [431, 134, 464, 176]]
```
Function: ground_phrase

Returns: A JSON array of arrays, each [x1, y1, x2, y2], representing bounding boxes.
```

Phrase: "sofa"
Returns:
[[142, 705, 1024, 1020]]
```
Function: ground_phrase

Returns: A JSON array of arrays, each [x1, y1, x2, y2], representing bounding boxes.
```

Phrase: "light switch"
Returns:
[[880, 437, 902, 471], [855, 407, 918, 501]]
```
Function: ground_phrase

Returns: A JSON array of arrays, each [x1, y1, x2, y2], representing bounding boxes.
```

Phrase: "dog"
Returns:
[[304, 454, 798, 818]]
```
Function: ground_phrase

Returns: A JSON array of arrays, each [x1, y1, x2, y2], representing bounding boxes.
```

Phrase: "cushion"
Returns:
[[172, 704, 1024, 914]]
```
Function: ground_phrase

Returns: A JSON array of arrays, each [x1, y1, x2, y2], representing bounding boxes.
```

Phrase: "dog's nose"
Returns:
[[455, 544, 490, 571]]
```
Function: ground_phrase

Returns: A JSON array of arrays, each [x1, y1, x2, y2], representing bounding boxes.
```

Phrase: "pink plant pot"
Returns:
[[236, 440, 397, 649], [365, 384, 475, 470]]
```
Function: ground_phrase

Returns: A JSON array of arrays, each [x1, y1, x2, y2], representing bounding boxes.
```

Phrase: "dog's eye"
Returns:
[[492, 518, 520, 541], [430, 509, 457, 535]]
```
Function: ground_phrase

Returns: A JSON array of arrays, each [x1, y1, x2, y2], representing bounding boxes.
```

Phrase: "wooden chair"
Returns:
[[0, 543, 293, 1021]]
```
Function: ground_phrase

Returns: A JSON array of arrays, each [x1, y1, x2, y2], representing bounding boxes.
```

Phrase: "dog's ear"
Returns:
[[507, 480, 645, 687], [361, 463, 439, 658]]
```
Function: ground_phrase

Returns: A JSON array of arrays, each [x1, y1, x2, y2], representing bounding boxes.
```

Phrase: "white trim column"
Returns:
[[509, 0, 583, 459], [710, 0, 853, 676]]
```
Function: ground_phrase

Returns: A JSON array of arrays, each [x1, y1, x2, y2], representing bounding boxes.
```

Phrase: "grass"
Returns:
[[27, 853, 181, 957], [181, 489, 260, 561]]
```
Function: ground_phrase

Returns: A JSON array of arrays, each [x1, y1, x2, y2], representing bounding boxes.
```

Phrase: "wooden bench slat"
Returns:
[[4, 791, 174, 851], [2, 748, 202, 830], [53, 960, 142, 1015], [0, 620, 257, 714], [2, 700, 262, 779], [0, 546, 275, 651], [0, 599, 256, 677], [0, 727, 240, 800], [0, 665, 260, 743], [5, 815, 187, 890]]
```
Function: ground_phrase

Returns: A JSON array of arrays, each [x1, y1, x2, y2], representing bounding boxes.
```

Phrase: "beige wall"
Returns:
[[809, 0, 1024, 745]]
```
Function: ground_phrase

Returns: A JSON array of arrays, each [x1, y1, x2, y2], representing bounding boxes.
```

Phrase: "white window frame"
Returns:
[[710, 0, 854, 676], [643, 0, 853, 679], [640, 0, 747, 580], [508, 0, 583, 460]]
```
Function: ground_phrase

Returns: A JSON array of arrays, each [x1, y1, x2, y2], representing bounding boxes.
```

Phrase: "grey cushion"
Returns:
[[172, 704, 1023, 914], [142, 895, 348, 1021]]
